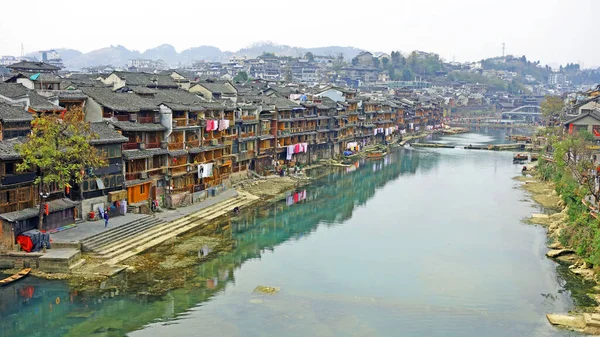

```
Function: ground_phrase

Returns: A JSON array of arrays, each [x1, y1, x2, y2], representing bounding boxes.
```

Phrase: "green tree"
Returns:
[[553, 130, 599, 201], [401, 68, 414, 81], [304, 52, 314, 62], [351, 57, 359, 66], [16, 108, 106, 229], [540, 95, 565, 122], [234, 71, 249, 83], [381, 57, 389, 69], [373, 57, 380, 69]]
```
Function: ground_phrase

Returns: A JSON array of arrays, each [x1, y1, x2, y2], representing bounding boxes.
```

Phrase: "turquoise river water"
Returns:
[[0, 128, 594, 337]]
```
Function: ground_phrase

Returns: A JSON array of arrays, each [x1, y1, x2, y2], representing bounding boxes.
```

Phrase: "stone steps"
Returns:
[[81, 216, 165, 253], [96, 194, 257, 266]]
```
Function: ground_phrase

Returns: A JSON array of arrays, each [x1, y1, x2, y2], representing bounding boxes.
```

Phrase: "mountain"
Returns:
[[40, 42, 367, 70], [65, 45, 141, 70], [141, 44, 179, 64]]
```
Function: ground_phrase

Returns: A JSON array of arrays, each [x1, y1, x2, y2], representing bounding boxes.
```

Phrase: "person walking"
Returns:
[[104, 212, 109, 228]]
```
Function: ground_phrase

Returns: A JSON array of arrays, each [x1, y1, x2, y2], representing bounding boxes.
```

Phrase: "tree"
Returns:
[[304, 52, 314, 62], [553, 130, 600, 201], [234, 71, 248, 83], [541, 95, 565, 123], [381, 57, 389, 69], [401, 68, 414, 81], [351, 57, 359, 66], [16, 108, 106, 229], [373, 57, 380, 69]]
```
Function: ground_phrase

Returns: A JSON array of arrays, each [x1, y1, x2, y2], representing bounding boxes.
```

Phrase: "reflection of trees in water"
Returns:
[[5, 149, 441, 337]]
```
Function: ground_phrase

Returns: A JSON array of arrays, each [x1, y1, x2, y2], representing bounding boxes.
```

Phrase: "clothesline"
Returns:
[[286, 143, 309, 160], [205, 119, 230, 131]]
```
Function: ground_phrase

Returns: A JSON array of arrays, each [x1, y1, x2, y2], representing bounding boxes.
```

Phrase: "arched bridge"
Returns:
[[501, 105, 542, 120]]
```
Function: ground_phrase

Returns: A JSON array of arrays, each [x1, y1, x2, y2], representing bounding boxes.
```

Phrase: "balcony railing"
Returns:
[[146, 142, 160, 149], [173, 118, 187, 127], [241, 115, 257, 121], [186, 140, 200, 148], [123, 142, 138, 150], [126, 172, 140, 180], [168, 142, 184, 150], [240, 132, 255, 138], [114, 115, 130, 121], [138, 116, 153, 124]]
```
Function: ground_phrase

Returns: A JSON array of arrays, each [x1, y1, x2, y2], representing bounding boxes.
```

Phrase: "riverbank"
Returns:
[[518, 165, 600, 335]]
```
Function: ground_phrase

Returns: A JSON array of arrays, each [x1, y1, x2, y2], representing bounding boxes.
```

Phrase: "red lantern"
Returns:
[[44, 203, 49, 216]]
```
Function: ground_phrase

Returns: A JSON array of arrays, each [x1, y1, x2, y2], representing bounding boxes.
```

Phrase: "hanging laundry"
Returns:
[[373, 129, 377, 136], [294, 143, 300, 154], [224, 119, 230, 129], [198, 164, 205, 178], [286, 194, 294, 206], [303, 143, 308, 153], [206, 122, 212, 131], [287, 145, 294, 160], [204, 163, 214, 177], [293, 192, 299, 203]]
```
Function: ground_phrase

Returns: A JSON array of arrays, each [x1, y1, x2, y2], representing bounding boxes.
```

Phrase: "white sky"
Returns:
[[0, 0, 596, 67]]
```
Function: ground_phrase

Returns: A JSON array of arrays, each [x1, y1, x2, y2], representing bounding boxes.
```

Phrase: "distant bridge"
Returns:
[[500, 105, 542, 120]]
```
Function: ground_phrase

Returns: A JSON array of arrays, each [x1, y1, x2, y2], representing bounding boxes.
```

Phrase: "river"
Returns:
[[0, 128, 591, 337]]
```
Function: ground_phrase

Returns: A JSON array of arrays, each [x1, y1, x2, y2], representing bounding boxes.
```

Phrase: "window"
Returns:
[[140, 184, 146, 194], [4, 162, 15, 175], [18, 187, 30, 202], [83, 180, 89, 191]]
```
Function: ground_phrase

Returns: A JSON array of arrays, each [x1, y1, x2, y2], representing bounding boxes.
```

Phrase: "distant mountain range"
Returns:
[[26, 43, 367, 70]]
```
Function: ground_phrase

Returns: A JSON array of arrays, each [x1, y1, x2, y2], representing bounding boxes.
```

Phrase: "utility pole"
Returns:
[[502, 42, 506, 58]]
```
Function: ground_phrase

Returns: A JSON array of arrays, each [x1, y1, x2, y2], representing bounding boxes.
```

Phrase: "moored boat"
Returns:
[[366, 151, 386, 160], [0, 268, 31, 286], [513, 153, 528, 163]]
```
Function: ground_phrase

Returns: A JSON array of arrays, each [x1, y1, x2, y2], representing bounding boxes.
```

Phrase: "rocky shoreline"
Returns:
[[518, 166, 600, 334]]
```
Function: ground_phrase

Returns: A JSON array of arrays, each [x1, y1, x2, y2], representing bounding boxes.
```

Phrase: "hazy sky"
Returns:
[[0, 0, 596, 67]]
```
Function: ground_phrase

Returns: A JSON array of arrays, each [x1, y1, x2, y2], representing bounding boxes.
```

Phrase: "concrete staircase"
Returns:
[[81, 192, 258, 267]]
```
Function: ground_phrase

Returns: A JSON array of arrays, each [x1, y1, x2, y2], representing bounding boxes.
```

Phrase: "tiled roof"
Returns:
[[0, 101, 33, 122], [124, 177, 153, 187], [28, 91, 64, 112], [81, 87, 158, 112], [194, 81, 237, 95], [89, 122, 128, 145], [112, 71, 179, 88], [7, 61, 60, 72], [0, 198, 77, 222], [0, 137, 26, 160], [122, 148, 168, 160], [0, 83, 29, 99], [168, 149, 188, 157], [111, 121, 167, 132]]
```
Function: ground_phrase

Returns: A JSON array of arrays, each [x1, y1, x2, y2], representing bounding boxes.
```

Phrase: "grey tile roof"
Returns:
[[56, 90, 87, 100], [168, 149, 188, 157], [0, 83, 29, 99], [112, 71, 179, 88], [0, 198, 78, 222], [28, 91, 64, 112], [81, 87, 158, 112], [0, 101, 33, 122], [122, 148, 168, 160], [89, 122, 129, 145], [111, 120, 167, 132], [124, 177, 153, 187], [13, 72, 62, 83], [194, 81, 238, 95], [7, 61, 60, 72], [0, 137, 26, 160]]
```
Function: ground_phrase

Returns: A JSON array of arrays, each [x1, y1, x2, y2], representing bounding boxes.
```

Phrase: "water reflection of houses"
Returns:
[[3, 149, 437, 337]]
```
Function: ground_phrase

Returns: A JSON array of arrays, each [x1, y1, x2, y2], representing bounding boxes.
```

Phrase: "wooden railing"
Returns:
[[138, 116, 153, 123], [123, 143, 138, 150], [173, 118, 187, 127], [168, 142, 184, 150], [146, 142, 160, 149], [242, 115, 257, 121], [126, 172, 140, 180], [114, 115, 129, 121], [186, 140, 200, 148], [240, 132, 255, 138]]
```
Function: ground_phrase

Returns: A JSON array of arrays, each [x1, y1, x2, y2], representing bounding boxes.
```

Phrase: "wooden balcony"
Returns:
[[168, 142, 184, 150], [146, 142, 160, 149], [240, 132, 255, 138], [186, 140, 200, 148], [123, 142, 138, 150], [114, 115, 130, 121], [241, 115, 257, 121], [173, 118, 187, 127], [138, 116, 154, 124], [170, 166, 188, 175], [203, 139, 222, 147], [126, 172, 140, 180]]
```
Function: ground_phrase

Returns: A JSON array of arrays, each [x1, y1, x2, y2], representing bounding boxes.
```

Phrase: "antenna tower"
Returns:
[[502, 42, 506, 57], [20, 43, 24, 58]]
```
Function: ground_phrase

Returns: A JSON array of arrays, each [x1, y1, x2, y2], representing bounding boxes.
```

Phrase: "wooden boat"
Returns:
[[530, 153, 539, 162], [366, 151, 386, 160], [0, 268, 31, 286], [513, 153, 528, 163]]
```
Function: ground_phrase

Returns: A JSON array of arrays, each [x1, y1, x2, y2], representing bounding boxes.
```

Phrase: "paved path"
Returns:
[[51, 189, 239, 244]]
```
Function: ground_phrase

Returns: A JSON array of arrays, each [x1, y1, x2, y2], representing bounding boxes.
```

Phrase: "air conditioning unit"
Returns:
[[129, 113, 137, 122], [153, 115, 161, 123], [211, 139, 218, 146], [139, 143, 146, 150], [140, 172, 148, 179]]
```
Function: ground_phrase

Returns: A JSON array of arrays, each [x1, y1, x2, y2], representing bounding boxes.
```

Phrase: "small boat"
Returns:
[[531, 153, 539, 162], [366, 151, 386, 160], [513, 153, 528, 163], [0, 268, 31, 286]]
